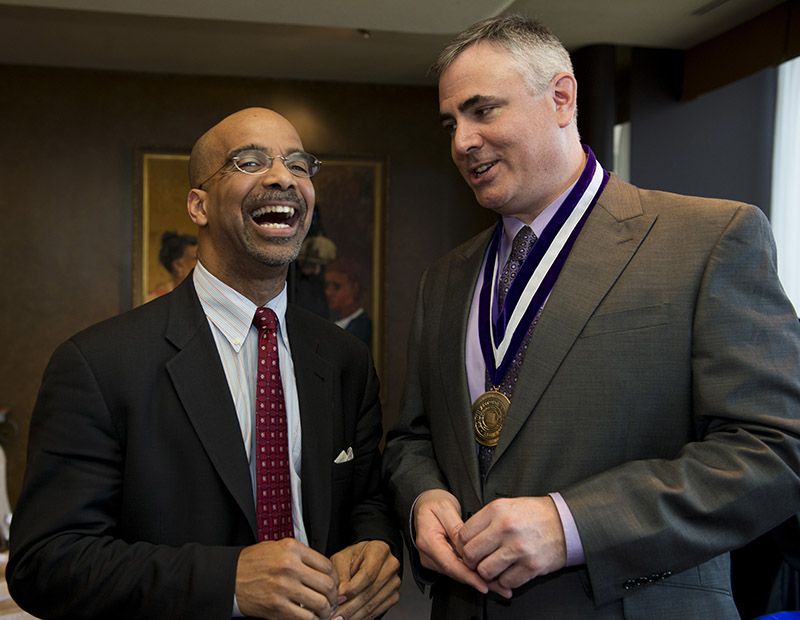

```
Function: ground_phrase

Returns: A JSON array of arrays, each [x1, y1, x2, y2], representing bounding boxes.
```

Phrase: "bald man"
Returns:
[[8, 108, 401, 620]]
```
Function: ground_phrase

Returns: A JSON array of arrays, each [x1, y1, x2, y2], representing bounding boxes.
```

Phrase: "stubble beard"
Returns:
[[241, 189, 311, 268]]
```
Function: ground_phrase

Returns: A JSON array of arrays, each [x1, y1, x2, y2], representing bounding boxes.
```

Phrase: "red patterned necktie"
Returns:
[[253, 307, 294, 541]]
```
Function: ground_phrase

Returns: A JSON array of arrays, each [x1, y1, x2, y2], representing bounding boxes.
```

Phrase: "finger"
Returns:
[[456, 506, 496, 560], [330, 549, 357, 593], [486, 580, 514, 600], [458, 504, 492, 540], [281, 575, 337, 619], [425, 502, 466, 542], [236, 541, 339, 619], [417, 528, 462, 571], [485, 549, 553, 592], [292, 592, 335, 620], [296, 542, 340, 580], [286, 547, 338, 611], [333, 570, 402, 620], [331, 541, 373, 603], [495, 561, 535, 591], [419, 547, 489, 595], [337, 542, 394, 599]]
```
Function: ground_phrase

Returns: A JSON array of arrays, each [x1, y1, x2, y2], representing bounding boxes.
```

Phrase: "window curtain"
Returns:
[[771, 55, 800, 317]]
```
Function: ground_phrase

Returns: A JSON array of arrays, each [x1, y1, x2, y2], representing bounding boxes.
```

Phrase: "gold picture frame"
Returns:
[[134, 151, 387, 370], [133, 152, 193, 307]]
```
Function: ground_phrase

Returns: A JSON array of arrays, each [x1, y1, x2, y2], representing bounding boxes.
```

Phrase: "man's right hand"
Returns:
[[236, 538, 339, 619], [413, 489, 489, 594]]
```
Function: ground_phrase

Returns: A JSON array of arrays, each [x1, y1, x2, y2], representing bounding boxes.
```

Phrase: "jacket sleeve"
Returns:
[[7, 339, 243, 620], [346, 338, 404, 563], [561, 203, 800, 605]]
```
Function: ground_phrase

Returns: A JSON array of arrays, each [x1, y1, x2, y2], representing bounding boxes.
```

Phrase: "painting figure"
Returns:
[[325, 257, 372, 348], [147, 230, 197, 300]]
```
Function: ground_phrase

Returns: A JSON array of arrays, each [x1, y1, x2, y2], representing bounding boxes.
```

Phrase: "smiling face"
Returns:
[[187, 108, 315, 299], [438, 42, 583, 223]]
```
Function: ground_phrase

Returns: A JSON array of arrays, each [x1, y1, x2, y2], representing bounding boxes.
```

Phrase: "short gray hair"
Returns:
[[430, 14, 574, 96]]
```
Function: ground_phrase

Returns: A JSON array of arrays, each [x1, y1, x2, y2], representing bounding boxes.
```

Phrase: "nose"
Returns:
[[259, 158, 297, 190], [451, 122, 482, 157]]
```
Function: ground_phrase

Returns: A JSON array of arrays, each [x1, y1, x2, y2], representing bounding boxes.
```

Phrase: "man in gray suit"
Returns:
[[383, 14, 800, 619]]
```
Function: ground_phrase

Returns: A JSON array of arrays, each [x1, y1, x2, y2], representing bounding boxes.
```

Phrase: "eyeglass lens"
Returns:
[[233, 150, 321, 178]]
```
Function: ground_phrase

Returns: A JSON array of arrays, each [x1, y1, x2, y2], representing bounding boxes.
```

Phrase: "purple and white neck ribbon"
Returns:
[[479, 146, 609, 387]]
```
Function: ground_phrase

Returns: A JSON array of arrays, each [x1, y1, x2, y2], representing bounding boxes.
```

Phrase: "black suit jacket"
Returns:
[[8, 276, 399, 619]]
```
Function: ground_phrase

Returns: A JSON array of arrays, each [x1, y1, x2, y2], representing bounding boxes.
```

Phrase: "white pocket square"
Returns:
[[334, 447, 354, 464]]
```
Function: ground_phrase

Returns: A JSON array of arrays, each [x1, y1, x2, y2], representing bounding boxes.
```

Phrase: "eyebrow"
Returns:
[[226, 144, 305, 159], [439, 94, 498, 123]]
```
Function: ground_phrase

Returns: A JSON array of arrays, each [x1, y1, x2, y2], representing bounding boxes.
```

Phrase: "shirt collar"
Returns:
[[193, 260, 288, 352]]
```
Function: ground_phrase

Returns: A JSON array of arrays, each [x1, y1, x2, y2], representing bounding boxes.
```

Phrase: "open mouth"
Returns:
[[472, 161, 496, 179], [251, 205, 299, 229]]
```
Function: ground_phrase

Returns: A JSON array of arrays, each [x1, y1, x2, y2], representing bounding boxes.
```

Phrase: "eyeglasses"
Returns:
[[196, 149, 322, 189]]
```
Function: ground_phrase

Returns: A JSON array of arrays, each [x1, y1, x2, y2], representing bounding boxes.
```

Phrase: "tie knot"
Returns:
[[254, 307, 278, 332], [511, 226, 536, 262]]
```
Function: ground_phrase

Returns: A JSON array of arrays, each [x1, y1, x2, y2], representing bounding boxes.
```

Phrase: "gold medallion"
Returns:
[[472, 390, 510, 447]]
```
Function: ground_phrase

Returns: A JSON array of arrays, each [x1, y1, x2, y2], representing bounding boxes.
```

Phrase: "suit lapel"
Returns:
[[164, 278, 257, 538], [493, 176, 657, 462], [286, 307, 334, 554], [440, 227, 495, 501]]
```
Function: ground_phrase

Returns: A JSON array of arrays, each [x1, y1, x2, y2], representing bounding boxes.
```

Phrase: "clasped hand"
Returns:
[[413, 489, 567, 598], [236, 538, 400, 619]]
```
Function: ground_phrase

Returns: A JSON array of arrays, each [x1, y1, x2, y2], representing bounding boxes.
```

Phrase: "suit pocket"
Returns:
[[580, 303, 670, 339], [332, 459, 354, 481]]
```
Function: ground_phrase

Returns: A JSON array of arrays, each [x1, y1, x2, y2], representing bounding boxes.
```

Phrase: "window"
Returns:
[[771, 55, 800, 316]]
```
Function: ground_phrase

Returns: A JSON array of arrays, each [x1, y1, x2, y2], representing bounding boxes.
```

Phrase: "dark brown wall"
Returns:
[[0, 65, 488, 505]]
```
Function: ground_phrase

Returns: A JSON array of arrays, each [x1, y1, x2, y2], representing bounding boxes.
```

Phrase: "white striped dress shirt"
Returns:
[[193, 261, 308, 545]]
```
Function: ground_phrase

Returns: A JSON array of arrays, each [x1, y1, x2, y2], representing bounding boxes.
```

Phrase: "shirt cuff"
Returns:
[[409, 492, 424, 549], [549, 491, 585, 566]]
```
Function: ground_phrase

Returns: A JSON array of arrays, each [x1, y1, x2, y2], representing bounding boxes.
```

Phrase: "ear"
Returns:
[[187, 189, 208, 227], [551, 73, 577, 129]]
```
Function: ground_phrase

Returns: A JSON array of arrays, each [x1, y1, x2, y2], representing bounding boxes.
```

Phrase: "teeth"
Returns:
[[252, 205, 296, 229], [253, 205, 296, 218], [475, 163, 493, 175]]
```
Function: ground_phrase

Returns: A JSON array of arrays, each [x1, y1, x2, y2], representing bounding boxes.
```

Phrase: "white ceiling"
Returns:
[[0, 0, 785, 85]]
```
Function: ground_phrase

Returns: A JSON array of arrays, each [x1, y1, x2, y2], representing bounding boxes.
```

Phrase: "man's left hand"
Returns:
[[455, 496, 567, 597], [329, 540, 401, 620]]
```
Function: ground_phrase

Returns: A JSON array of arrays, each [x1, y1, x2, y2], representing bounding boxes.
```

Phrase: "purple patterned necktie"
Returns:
[[253, 307, 295, 541], [479, 226, 538, 480]]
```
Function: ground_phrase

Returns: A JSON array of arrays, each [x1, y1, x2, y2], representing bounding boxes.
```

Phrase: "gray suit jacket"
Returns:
[[383, 175, 800, 619], [9, 275, 400, 619]]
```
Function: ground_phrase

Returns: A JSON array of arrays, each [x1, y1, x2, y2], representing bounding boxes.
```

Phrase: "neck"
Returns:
[[198, 254, 288, 307], [338, 301, 361, 318], [516, 146, 587, 225], [235, 276, 287, 307]]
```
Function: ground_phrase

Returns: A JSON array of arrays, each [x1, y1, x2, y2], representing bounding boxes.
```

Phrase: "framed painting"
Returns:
[[133, 152, 193, 307], [134, 151, 387, 371]]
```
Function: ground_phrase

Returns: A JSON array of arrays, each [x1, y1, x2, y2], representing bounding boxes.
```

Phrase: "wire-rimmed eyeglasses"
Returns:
[[196, 149, 322, 189]]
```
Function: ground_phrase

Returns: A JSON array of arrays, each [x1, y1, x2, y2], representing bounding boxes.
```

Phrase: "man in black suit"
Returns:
[[8, 107, 401, 620]]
